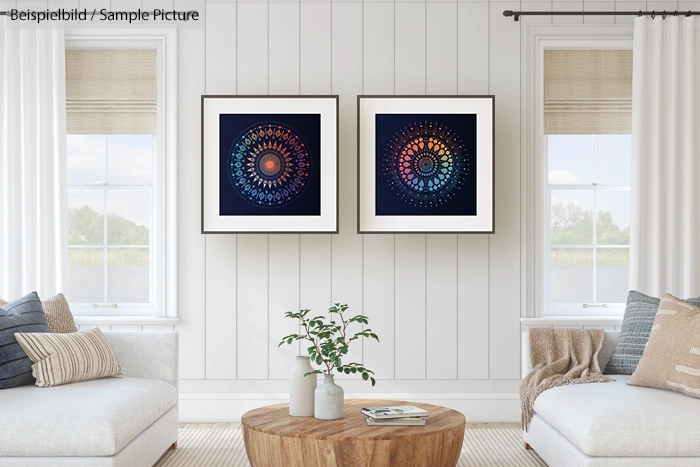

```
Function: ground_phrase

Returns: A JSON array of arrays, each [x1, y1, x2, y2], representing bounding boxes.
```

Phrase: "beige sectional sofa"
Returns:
[[522, 330, 700, 467], [0, 332, 179, 467]]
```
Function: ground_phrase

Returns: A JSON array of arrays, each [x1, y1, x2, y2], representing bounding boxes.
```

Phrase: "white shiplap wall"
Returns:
[[157, 0, 691, 422]]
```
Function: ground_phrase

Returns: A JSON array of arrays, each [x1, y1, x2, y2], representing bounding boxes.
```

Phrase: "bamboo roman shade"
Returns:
[[66, 50, 156, 134], [544, 50, 632, 134]]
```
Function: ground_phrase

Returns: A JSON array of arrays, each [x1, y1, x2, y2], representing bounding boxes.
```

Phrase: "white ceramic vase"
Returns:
[[289, 356, 316, 417], [314, 374, 344, 420]]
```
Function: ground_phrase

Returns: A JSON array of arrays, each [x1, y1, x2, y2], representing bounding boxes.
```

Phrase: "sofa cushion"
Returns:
[[0, 376, 177, 456], [605, 291, 700, 374], [0, 292, 51, 389], [40, 293, 78, 333], [16, 327, 123, 387], [533, 375, 700, 457], [629, 294, 700, 399]]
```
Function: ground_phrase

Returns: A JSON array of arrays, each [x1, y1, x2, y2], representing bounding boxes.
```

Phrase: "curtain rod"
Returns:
[[504, 10, 700, 21]]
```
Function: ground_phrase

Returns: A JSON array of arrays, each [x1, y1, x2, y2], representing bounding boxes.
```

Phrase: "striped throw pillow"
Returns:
[[629, 294, 700, 399], [14, 327, 123, 387], [1, 294, 77, 334], [0, 292, 51, 389]]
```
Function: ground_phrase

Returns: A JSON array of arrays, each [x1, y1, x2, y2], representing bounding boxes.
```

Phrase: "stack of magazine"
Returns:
[[361, 405, 428, 426]]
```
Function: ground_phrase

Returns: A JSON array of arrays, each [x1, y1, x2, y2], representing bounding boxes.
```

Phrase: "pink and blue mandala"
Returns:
[[381, 120, 469, 209]]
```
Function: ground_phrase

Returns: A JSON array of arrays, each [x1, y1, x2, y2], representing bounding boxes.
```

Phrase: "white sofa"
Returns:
[[0, 332, 179, 467], [522, 330, 700, 467]]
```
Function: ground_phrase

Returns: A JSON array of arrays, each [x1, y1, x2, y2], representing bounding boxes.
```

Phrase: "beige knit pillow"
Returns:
[[628, 293, 700, 398], [14, 327, 123, 387], [41, 294, 78, 333], [0, 294, 77, 333]]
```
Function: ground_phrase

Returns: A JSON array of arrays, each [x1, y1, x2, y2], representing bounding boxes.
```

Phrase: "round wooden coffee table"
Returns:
[[241, 399, 465, 467]]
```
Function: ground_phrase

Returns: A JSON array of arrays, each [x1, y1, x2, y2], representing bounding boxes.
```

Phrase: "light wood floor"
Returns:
[[180, 422, 520, 429]]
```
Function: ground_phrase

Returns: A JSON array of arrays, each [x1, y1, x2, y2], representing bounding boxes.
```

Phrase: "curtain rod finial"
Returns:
[[503, 10, 520, 21]]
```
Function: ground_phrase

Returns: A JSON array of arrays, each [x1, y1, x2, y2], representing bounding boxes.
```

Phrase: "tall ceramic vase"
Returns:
[[289, 356, 316, 417], [314, 374, 344, 420]]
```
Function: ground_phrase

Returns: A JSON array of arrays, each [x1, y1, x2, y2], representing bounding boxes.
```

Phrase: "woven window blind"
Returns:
[[544, 50, 632, 134], [66, 50, 156, 134]]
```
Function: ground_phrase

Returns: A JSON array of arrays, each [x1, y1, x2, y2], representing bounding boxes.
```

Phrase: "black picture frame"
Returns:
[[201, 95, 339, 234], [357, 95, 495, 234]]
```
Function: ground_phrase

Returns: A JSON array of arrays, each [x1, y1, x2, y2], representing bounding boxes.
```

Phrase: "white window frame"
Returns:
[[65, 29, 177, 321], [521, 25, 633, 319]]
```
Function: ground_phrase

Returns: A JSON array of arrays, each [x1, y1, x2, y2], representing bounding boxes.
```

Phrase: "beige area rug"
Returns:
[[156, 425, 547, 467]]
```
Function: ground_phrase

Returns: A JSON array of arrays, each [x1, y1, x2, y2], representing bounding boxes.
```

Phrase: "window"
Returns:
[[65, 31, 176, 318], [541, 48, 632, 315], [522, 36, 635, 317], [546, 134, 631, 312], [67, 134, 154, 309]]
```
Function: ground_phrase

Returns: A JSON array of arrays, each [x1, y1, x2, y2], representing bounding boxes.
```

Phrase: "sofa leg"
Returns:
[[170, 442, 177, 450], [524, 442, 532, 450]]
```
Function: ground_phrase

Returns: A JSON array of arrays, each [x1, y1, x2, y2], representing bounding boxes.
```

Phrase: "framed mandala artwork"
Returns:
[[358, 96, 495, 233], [202, 96, 338, 233]]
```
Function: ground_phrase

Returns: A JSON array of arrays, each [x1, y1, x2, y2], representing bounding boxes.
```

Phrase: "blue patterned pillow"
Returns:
[[605, 291, 700, 374], [0, 292, 50, 389]]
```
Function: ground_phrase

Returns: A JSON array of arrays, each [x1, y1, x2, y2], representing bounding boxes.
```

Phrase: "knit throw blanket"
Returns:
[[520, 328, 615, 431]]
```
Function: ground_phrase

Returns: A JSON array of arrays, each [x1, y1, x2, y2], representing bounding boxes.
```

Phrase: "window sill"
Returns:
[[74, 316, 180, 326], [520, 316, 622, 327]]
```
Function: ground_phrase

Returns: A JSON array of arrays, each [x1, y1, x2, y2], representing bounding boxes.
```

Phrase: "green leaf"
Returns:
[[335, 358, 342, 367], [344, 367, 351, 374], [362, 372, 369, 381], [351, 368, 357, 374], [287, 337, 293, 345], [370, 377, 376, 386], [316, 355, 323, 365]]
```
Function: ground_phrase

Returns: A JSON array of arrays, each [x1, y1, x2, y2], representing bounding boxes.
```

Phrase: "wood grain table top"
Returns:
[[241, 399, 466, 441]]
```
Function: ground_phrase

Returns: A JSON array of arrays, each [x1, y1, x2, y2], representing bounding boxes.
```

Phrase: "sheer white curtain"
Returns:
[[630, 17, 700, 297], [0, 25, 68, 300]]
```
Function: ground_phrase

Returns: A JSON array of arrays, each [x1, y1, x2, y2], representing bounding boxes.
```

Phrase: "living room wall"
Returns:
[[148, 0, 646, 422]]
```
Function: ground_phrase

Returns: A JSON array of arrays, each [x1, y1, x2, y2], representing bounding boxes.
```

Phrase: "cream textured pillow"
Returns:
[[628, 293, 700, 398], [41, 294, 78, 333], [14, 327, 123, 387], [0, 293, 77, 333]]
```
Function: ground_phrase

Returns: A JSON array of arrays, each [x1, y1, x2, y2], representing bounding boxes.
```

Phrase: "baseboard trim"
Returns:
[[179, 393, 520, 423], [180, 392, 519, 401]]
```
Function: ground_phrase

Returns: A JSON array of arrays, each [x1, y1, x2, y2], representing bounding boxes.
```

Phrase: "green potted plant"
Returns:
[[279, 303, 379, 420]]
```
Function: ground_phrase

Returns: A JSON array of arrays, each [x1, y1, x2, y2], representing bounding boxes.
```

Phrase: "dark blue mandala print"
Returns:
[[227, 122, 312, 208], [382, 121, 468, 209], [375, 113, 477, 216]]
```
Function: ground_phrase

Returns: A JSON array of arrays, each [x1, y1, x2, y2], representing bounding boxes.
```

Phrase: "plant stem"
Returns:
[[329, 307, 348, 374], [302, 321, 331, 374], [340, 308, 348, 347]]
